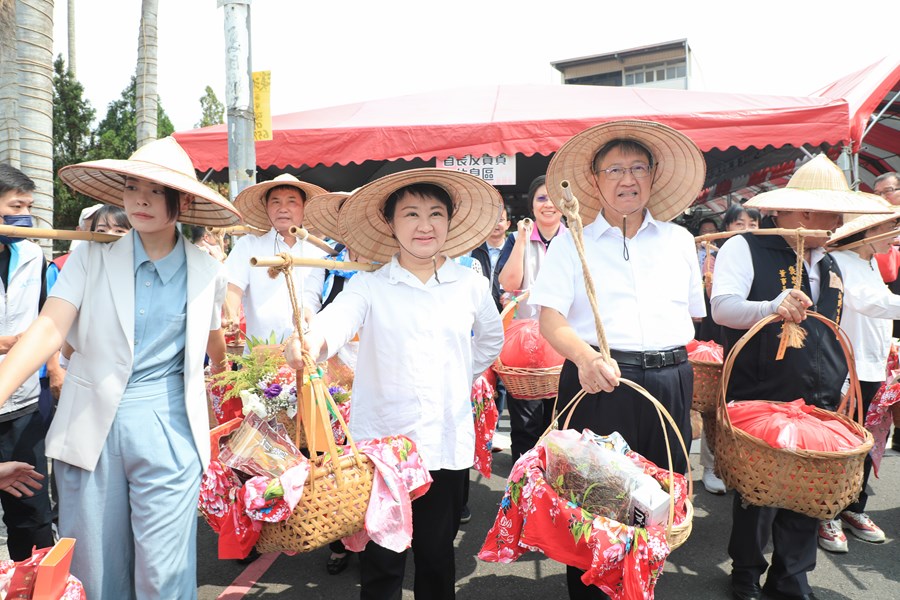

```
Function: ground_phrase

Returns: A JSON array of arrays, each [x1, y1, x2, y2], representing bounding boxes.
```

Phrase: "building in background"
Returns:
[[551, 39, 692, 90]]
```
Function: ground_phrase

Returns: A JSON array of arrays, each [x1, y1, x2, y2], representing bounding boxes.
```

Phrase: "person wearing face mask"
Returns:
[[0, 164, 56, 562], [711, 155, 891, 600]]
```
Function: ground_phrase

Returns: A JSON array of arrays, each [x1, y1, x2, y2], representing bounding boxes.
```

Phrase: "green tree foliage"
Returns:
[[52, 54, 95, 233], [88, 75, 174, 161], [196, 85, 224, 128]]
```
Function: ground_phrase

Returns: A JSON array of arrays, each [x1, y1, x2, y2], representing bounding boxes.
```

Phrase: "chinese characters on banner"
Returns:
[[437, 154, 516, 185], [252, 71, 273, 142]]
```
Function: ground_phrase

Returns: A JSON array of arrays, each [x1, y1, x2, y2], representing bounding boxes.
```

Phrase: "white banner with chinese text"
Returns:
[[437, 154, 515, 185]]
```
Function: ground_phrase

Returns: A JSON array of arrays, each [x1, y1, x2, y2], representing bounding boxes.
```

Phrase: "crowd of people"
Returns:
[[0, 120, 897, 600]]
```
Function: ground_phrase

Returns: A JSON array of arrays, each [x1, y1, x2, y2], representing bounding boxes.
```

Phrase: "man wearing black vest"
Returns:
[[711, 155, 891, 600]]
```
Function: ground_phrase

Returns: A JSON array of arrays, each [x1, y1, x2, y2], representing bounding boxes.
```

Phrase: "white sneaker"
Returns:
[[840, 511, 886, 543], [702, 468, 726, 495], [817, 519, 848, 553]]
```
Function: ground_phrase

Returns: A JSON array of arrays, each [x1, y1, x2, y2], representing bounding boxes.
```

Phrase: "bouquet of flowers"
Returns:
[[207, 343, 300, 425]]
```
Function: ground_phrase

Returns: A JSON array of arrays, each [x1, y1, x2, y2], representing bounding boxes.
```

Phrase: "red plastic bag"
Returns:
[[686, 339, 723, 363], [499, 319, 564, 369], [728, 399, 863, 451]]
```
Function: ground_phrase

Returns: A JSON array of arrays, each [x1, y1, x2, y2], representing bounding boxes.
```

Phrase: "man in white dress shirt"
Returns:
[[225, 174, 328, 348], [530, 120, 707, 600]]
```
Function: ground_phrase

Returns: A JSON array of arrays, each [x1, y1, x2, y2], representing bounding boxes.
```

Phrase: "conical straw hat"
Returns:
[[337, 168, 503, 264], [304, 192, 351, 243], [233, 174, 328, 231], [546, 119, 706, 224], [746, 155, 892, 215], [59, 137, 240, 227], [828, 197, 900, 247]]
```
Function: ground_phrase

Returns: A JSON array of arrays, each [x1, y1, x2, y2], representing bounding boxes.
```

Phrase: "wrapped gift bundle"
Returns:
[[480, 430, 690, 600]]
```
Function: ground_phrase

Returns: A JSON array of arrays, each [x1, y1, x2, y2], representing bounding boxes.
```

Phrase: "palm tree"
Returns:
[[0, 0, 19, 165], [12, 0, 54, 246], [135, 0, 159, 149]]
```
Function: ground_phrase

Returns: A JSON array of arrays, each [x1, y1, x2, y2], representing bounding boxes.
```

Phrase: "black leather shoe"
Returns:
[[732, 582, 762, 600], [326, 552, 351, 575], [762, 583, 819, 600]]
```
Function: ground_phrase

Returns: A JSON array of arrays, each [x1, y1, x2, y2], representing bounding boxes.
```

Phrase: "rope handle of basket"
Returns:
[[774, 232, 808, 360], [716, 311, 866, 438], [552, 182, 691, 539], [535, 381, 693, 542], [273, 253, 367, 484], [557, 181, 610, 359]]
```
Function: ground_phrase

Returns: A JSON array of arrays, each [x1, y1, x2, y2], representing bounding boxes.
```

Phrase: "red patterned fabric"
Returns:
[[479, 432, 688, 599], [472, 376, 498, 478]]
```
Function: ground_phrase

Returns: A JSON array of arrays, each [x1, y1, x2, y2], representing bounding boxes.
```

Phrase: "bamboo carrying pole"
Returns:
[[288, 226, 340, 256], [694, 228, 832, 244], [251, 254, 380, 272], [828, 227, 900, 252], [0, 225, 120, 243], [208, 224, 266, 236]]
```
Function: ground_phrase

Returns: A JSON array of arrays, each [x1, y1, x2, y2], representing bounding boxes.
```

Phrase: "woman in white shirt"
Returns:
[[820, 207, 900, 553], [286, 168, 504, 600]]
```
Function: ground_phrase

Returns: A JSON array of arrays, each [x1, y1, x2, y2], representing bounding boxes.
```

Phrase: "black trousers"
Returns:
[[508, 396, 556, 459], [0, 409, 55, 561], [846, 380, 883, 513], [360, 468, 467, 600], [557, 359, 692, 474], [729, 493, 818, 596], [558, 358, 692, 599]]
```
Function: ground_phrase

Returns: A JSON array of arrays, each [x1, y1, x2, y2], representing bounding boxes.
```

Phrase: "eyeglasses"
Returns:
[[596, 164, 653, 180], [876, 187, 899, 197]]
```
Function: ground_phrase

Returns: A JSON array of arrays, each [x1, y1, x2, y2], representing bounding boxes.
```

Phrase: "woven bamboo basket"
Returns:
[[493, 291, 563, 400], [690, 358, 722, 414], [713, 312, 874, 520], [256, 352, 374, 553], [553, 381, 694, 550]]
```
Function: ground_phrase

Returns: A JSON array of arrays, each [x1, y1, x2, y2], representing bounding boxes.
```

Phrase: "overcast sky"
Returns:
[[52, 0, 897, 132]]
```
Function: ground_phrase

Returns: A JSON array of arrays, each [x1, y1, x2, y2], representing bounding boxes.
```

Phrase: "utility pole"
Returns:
[[219, 0, 256, 200]]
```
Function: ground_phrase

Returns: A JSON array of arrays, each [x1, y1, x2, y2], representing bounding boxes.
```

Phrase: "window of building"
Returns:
[[624, 60, 686, 86]]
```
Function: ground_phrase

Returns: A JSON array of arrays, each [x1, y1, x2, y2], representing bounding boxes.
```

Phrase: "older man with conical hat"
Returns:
[[711, 154, 891, 600], [224, 174, 329, 350], [529, 120, 707, 599]]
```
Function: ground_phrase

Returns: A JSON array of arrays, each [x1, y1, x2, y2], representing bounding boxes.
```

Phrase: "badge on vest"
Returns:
[[829, 271, 843, 291]]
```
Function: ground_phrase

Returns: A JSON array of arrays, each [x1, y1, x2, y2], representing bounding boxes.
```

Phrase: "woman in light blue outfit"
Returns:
[[0, 137, 241, 599]]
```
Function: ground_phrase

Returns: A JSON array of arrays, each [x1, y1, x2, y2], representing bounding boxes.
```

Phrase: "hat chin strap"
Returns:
[[597, 188, 643, 261], [388, 223, 443, 283]]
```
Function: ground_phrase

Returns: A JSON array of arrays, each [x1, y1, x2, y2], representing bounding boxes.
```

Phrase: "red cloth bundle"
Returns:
[[686, 339, 724, 363], [499, 319, 564, 369], [728, 399, 863, 452]]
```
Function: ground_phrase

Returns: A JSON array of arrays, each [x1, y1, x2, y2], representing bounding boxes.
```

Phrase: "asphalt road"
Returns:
[[1, 417, 894, 598], [194, 417, 900, 600]]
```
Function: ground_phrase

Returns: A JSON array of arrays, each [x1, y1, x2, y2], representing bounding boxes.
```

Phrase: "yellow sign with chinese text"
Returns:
[[252, 70, 272, 142]]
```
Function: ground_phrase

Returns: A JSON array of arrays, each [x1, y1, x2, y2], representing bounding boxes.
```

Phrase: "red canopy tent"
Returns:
[[813, 56, 900, 191], [173, 84, 850, 209]]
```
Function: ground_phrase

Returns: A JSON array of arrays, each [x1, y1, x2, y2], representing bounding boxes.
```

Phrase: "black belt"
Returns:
[[609, 346, 688, 370]]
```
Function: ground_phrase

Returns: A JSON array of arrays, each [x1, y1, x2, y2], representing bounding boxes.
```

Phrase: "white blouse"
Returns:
[[831, 250, 900, 382], [530, 211, 704, 351], [312, 255, 504, 471]]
